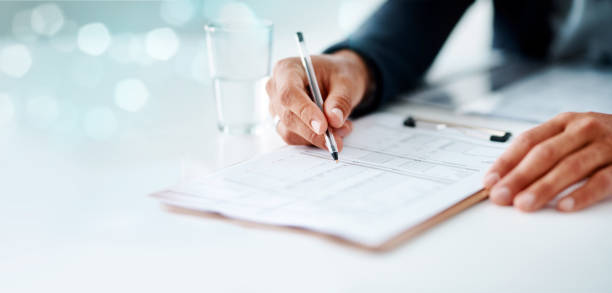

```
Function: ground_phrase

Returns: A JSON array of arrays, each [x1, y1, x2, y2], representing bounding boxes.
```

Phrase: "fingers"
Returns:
[[277, 109, 327, 149], [323, 74, 364, 128], [274, 104, 348, 151], [513, 141, 612, 211], [267, 54, 365, 151], [483, 113, 573, 188], [557, 165, 612, 212], [276, 120, 345, 152], [489, 125, 596, 205], [275, 83, 328, 135], [276, 121, 310, 146], [268, 59, 328, 135]]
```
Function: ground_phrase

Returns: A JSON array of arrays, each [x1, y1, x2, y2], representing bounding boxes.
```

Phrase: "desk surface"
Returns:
[[2, 41, 611, 293]]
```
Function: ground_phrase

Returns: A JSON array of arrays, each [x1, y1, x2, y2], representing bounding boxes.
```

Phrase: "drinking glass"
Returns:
[[205, 20, 273, 134]]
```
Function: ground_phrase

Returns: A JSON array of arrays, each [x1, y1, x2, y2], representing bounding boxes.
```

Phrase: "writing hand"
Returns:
[[266, 50, 370, 150]]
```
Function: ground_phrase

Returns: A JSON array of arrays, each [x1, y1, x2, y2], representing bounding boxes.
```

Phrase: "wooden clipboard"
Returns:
[[156, 188, 490, 253]]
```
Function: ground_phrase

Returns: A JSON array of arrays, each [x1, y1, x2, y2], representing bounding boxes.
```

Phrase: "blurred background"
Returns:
[[0, 2, 496, 289], [0, 0, 493, 148]]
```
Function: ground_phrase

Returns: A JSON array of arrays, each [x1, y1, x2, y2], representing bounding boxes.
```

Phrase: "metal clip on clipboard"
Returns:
[[403, 116, 512, 143]]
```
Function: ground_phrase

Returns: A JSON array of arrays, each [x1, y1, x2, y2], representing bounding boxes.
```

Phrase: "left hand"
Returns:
[[483, 112, 612, 212]]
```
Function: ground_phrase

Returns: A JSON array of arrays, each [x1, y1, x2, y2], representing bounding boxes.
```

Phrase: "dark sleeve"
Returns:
[[325, 0, 475, 114]]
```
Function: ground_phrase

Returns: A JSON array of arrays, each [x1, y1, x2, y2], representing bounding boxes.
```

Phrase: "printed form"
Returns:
[[155, 113, 507, 246]]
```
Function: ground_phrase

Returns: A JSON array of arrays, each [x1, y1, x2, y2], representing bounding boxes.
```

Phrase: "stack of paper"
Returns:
[[153, 113, 506, 247]]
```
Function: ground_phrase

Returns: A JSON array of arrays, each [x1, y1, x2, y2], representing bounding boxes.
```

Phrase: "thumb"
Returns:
[[323, 81, 361, 128]]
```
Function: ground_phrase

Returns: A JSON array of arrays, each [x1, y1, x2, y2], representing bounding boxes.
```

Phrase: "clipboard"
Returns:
[[153, 188, 490, 253], [151, 113, 509, 253]]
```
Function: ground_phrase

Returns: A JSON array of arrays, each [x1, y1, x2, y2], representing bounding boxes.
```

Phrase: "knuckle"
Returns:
[[275, 57, 302, 74], [278, 87, 295, 106], [505, 165, 534, 187], [331, 93, 352, 112], [555, 111, 576, 121], [515, 132, 536, 149], [575, 117, 602, 133], [276, 57, 298, 69], [297, 103, 312, 122], [280, 110, 294, 127], [531, 144, 556, 161]]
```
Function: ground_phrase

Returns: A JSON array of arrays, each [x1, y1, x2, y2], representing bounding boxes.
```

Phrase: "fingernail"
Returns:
[[490, 186, 511, 203], [559, 197, 575, 211], [483, 172, 500, 188], [331, 108, 344, 123], [311, 120, 321, 134], [514, 193, 535, 210]]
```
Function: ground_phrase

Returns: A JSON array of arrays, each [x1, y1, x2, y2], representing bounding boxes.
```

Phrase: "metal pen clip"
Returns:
[[403, 116, 512, 142]]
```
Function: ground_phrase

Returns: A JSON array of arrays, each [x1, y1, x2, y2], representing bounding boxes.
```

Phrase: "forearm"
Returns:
[[326, 0, 475, 112]]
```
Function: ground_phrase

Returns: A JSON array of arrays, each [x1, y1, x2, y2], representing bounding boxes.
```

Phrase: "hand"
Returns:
[[266, 50, 370, 151], [484, 112, 612, 212]]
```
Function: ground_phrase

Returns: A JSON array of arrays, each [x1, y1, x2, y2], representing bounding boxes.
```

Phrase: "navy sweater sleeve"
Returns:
[[325, 0, 475, 112]]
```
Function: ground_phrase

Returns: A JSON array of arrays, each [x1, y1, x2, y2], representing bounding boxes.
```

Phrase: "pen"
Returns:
[[295, 31, 339, 162]]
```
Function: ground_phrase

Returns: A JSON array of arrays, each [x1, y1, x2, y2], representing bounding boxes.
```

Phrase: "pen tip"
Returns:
[[335, 160, 338, 163], [331, 152, 338, 161]]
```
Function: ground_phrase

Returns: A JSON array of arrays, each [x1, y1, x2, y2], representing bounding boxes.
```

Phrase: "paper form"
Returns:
[[461, 65, 612, 123], [155, 113, 506, 246]]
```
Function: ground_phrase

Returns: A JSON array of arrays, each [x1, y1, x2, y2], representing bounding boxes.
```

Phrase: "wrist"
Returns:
[[332, 49, 371, 99]]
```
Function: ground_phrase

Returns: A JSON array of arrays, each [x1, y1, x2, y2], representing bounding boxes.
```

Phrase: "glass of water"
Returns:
[[205, 20, 273, 134]]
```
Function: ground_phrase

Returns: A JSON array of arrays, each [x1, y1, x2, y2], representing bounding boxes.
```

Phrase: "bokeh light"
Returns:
[[83, 107, 117, 141], [0, 44, 33, 78], [114, 78, 149, 112], [77, 22, 112, 56], [160, 0, 195, 26], [145, 27, 180, 60], [12, 10, 39, 43], [26, 95, 60, 129], [31, 3, 65, 37], [218, 2, 257, 22], [0, 94, 16, 127]]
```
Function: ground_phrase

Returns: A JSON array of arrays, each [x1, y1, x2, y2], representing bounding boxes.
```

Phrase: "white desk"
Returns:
[[2, 41, 611, 293]]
